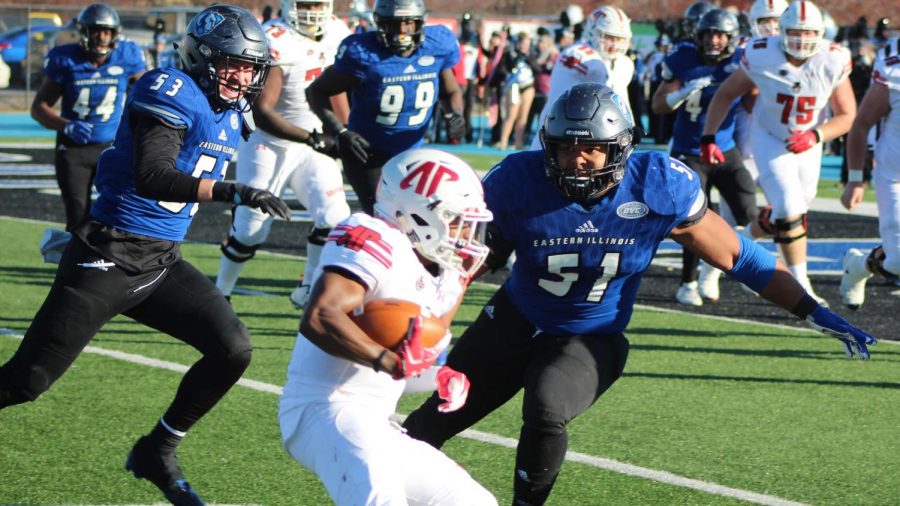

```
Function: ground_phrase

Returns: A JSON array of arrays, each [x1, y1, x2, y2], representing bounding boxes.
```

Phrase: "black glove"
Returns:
[[444, 111, 466, 142], [336, 129, 371, 165], [304, 130, 337, 157], [213, 182, 291, 220]]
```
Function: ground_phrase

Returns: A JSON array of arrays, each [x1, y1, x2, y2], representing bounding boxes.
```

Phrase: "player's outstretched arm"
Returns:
[[253, 66, 315, 144], [672, 210, 877, 359], [842, 81, 889, 210]]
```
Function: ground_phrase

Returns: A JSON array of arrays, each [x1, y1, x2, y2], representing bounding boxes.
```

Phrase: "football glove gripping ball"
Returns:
[[63, 120, 93, 144], [805, 305, 877, 360], [393, 316, 437, 379], [336, 128, 371, 165]]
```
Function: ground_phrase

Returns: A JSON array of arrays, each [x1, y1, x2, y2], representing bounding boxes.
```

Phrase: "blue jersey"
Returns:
[[43, 41, 147, 143], [333, 25, 459, 156], [91, 68, 243, 242], [485, 151, 702, 335], [662, 43, 743, 155]]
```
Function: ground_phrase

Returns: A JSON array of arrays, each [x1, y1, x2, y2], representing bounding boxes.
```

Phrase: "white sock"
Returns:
[[788, 263, 808, 282], [303, 242, 324, 286], [216, 256, 246, 296]]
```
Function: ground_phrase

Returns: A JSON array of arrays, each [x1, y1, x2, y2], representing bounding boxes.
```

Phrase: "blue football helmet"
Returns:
[[179, 5, 271, 112]]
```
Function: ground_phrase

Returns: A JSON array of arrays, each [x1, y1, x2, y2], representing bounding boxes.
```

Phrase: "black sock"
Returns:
[[146, 418, 184, 455]]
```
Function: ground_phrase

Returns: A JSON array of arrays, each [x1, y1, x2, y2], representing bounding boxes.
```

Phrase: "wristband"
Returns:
[[790, 293, 820, 320], [700, 134, 716, 145], [812, 128, 822, 143], [372, 349, 389, 372], [847, 170, 864, 183], [211, 181, 236, 203]]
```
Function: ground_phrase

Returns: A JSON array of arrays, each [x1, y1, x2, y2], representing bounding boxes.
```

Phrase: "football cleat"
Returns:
[[676, 281, 703, 307], [39, 228, 72, 264], [698, 263, 722, 302], [125, 436, 205, 506], [289, 283, 312, 310], [840, 248, 872, 310]]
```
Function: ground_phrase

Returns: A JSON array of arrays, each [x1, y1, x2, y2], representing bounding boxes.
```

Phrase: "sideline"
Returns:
[[1, 327, 807, 506]]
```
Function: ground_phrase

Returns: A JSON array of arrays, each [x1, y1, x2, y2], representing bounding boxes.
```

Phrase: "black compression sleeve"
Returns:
[[131, 113, 200, 202]]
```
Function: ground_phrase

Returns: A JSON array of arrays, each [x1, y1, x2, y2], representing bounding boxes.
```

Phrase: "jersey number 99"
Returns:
[[376, 81, 435, 127]]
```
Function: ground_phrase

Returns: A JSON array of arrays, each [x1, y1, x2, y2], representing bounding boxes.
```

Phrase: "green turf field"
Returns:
[[0, 216, 897, 505]]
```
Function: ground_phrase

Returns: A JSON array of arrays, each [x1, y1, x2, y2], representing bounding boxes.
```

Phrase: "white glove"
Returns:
[[665, 76, 714, 110]]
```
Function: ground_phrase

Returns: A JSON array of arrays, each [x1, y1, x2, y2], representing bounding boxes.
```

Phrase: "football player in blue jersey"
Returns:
[[403, 83, 877, 506], [0, 6, 289, 505], [651, 8, 758, 306], [31, 3, 146, 232], [307, 0, 466, 215]]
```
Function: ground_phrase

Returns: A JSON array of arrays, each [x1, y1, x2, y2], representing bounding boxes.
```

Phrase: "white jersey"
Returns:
[[281, 213, 465, 410], [872, 41, 900, 170], [740, 35, 851, 141], [531, 43, 634, 148], [257, 17, 350, 146]]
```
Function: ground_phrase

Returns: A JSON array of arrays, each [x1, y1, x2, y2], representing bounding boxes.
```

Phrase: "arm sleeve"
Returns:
[[131, 113, 199, 202]]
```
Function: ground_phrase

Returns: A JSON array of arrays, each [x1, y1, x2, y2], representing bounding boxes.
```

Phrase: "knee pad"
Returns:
[[307, 226, 331, 246], [868, 246, 900, 280], [756, 205, 776, 235], [317, 201, 351, 230], [220, 235, 260, 263], [232, 205, 274, 246], [772, 214, 807, 244], [224, 347, 253, 377]]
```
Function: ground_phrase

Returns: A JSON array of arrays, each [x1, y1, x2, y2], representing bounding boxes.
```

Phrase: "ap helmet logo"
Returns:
[[399, 161, 460, 198]]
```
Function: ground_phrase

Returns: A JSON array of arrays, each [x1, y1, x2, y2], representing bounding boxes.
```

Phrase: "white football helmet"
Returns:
[[587, 6, 632, 60], [374, 148, 493, 277], [748, 0, 788, 37], [779, 0, 825, 59], [281, 0, 333, 38]]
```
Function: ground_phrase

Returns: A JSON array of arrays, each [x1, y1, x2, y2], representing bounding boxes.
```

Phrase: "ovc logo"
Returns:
[[616, 201, 649, 219]]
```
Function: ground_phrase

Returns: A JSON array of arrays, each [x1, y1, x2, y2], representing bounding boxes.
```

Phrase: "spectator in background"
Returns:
[[150, 18, 167, 69], [460, 13, 480, 143], [556, 28, 575, 50], [262, 4, 274, 23], [481, 30, 510, 145], [496, 32, 536, 150], [841, 38, 877, 186], [527, 33, 558, 143], [626, 46, 645, 132]]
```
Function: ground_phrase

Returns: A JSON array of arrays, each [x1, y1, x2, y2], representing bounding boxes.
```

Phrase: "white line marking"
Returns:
[[0, 328, 809, 505]]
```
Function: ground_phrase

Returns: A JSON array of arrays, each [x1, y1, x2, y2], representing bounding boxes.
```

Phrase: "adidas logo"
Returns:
[[218, 129, 228, 141], [575, 220, 599, 233], [403, 64, 417, 74], [91, 71, 101, 79], [484, 305, 494, 319]]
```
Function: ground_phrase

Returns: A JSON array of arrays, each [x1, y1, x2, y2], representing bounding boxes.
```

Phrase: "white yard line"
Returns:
[[2, 327, 809, 506]]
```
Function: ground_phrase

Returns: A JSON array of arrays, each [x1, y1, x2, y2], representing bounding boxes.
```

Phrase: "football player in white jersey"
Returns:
[[702, 0, 856, 303], [215, 0, 352, 308], [279, 148, 496, 505], [529, 5, 633, 149], [839, 40, 900, 309]]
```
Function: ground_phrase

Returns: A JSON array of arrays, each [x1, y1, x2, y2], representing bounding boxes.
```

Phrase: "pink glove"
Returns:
[[786, 129, 820, 153], [393, 316, 437, 379], [699, 135, 725, 165], [436, 365, 470, 413]]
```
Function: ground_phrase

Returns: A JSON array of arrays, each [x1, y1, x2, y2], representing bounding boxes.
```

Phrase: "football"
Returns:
[[349, 299, 447, 350]]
